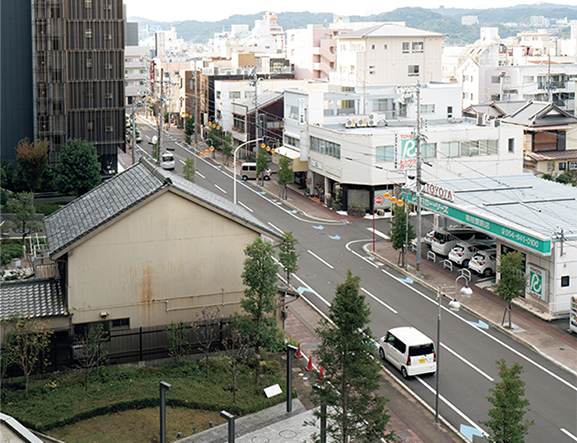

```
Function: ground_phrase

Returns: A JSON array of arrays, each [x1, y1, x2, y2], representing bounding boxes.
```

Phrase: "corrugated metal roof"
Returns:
[[431, 174, 577, 241], [339, 24, 443, 39], [44, 160, 282, 258], [0, 278, 65, 319]]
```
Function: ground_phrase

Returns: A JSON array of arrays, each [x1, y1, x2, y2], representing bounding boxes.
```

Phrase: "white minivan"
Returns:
[[240, 162, 271, 181], [160, 152, 175, 170], [378, 327, 436, 379]]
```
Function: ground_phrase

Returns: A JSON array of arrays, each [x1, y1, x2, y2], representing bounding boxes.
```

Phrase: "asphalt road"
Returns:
[[136, 119, 577, 443]]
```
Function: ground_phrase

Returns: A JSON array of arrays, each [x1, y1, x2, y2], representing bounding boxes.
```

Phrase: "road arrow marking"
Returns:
[[258, 191, 266, 195], [329, 235, 341, 240], [468, 320, 489, 329], [289, 209, 297, 213], [460, 424, 485, 442], [297, 286, 313, 295], [313, 225, 324, 230], [397, 277, 413, 284]]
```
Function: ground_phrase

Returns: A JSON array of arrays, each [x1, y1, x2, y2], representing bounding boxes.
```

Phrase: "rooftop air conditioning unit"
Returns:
[[367, 113, 377, 126], [345, 118, 355, 128], [356, 118, 367, 127]]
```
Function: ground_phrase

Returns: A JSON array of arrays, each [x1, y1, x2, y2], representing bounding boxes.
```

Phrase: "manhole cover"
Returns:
[[279, 430, 297, 438], [251, 437, 269, 443]]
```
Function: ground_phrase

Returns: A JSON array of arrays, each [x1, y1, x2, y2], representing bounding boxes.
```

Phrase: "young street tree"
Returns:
[[165, 321, 190, 363], [493, 251, 528, 329], [56, 138, 101, 197], [389, 204, 415, 267], [309, 270, 395, 443], [74, 323, 109, 391], [240, 237, 278, 382], [256, 147, 269, 186], [184, 117, 195, 145], [222, 131, 233, 166], [481, 359, 534, 443], [1, 316, 53, 398], [277, 155, 293, 200], [278, 231, 299, 287], [193, 306, 222, 379], [221, 326, 251, 403], [183, 158, 195, 183], [6, 192, 44, 245], [16, 138, 49, 193]]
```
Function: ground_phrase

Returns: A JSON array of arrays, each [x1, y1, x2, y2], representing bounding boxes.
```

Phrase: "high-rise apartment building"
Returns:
[[32, 0, 125, 173]]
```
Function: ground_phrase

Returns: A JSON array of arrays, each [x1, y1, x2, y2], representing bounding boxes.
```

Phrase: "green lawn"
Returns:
[[1, 357, 291, 437]]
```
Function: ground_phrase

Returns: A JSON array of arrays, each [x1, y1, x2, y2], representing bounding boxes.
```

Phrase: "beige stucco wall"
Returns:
[[66, 190, 261, 328]]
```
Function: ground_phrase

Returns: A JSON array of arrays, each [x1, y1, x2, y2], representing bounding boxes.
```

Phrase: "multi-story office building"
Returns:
[[32, 0, 125, 173]]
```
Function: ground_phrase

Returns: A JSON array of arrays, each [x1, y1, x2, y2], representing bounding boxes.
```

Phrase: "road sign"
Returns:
[[374, 195, 384, 205]]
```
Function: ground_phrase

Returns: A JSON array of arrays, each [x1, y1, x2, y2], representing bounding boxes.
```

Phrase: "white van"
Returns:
[[378, 327, 436, 379], [160, 152, 175, 170], [241, 162, 271, 181]]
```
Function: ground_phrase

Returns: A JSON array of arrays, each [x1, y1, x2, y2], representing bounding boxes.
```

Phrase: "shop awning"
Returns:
[[275, 146, 308, 172]]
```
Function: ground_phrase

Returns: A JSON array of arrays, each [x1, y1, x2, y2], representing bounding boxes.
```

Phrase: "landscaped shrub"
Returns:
[[347, 204, 366, 217]]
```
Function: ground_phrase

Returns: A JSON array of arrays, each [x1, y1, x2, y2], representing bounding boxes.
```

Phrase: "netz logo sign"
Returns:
[[423, 183, 455, 202]]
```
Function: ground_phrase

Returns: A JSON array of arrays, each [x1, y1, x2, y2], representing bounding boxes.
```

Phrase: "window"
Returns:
[[402, 42, 410, 53], [87, 121, 94, 131], [570, 162, 577, 170], [369, 66, 375, 75], [112, 318, 129, 328], [229, 91, 241, 99], [216, 91, 221, 99], [310, 136, 341, 159], [508, 138, 515, 153], [86, 58, 93, 68], [85, 28, 92, 38], [440, 141, 460, 158], [559, 162, 567, 170], [523, 76, 534, 84], [561, 276, 570, 287], [376, 146, 395, 162], [408, 65, 420, 76], [245, 91, 254, 98], [491, 76, 500, 84], [412, 42, 423, 52], [398, 103, 407, 118], [284, 135, 300, 148], [422, 143, 436, 159], [447, 106, 453, 118], [420, 104, 435, 114], [384, 44, 388, 50], [373, 99, 388, 111], [372, 44, 375, 50], [233, 114, 245, 132]]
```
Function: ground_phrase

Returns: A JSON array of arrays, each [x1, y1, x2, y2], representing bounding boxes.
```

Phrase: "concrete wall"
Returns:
[[67, 190, 260, 328]]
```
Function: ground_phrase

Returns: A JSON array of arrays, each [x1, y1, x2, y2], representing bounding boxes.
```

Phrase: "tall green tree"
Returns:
[[6, 192, 44, 245], [277, 155, 293, 199], [183, 158, 195, 183], [15, 138, 49, 193], [481, 359, 533, 443], [389, 205, 415, 267], [493, 251, 528, 329], [256, 147, 269, 186], [309, 271, 395, 443], [278, 231, 299, 287], [56, 139, 101, 197], [222, 131, 233, 165], [184, 117, 195, 145], [1, 316, 53, 398], [240, 237, 278, 382]]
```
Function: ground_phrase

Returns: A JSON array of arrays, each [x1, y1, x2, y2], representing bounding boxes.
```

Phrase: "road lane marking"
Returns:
[[416, 377, 487, 438], [214, 184, 227, 194], [196, 171, 205, 179], [367, 227, 390, 240], [291, 274, 330, 307], [307, 250, 334, 269], [267, 222, 283, 234], [380, 267, 577, 391], [561, 428, 577, 441], [361, 288, 398, 314], [345, 240, 379, 268], [238, 201, 253, 212], [440, 343, 494, 381]]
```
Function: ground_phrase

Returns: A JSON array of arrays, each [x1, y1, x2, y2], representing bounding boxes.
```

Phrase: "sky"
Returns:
[[123, 0, 576, 23]]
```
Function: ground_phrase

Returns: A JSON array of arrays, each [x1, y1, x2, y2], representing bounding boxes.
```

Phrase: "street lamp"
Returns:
[[435, 275, 472, 423], [220, 410, 235, 443], [287, 344, 298, 412], [159, 381, 172, 443], [233, 138, 263, 204]]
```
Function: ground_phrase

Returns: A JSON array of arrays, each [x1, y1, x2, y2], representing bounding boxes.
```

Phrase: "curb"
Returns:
[[364, 244, 577, 378]]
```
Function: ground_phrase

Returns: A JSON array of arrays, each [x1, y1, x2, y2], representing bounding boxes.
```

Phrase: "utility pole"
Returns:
[[194, 61, 198, 146], [546, 53, 554, 103], [157, 68, 163, 163], [415, 82, 422, 278], [253, 65, 259, 143], [131, 100, 136, 165]]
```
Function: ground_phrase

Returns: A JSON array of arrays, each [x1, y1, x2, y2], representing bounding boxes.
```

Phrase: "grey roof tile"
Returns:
[[44, 160, 282, 258], [0, 278, 66, 319]]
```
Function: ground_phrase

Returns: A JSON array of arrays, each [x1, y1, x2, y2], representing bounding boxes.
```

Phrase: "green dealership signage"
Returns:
[[405, 193, 551, 255]]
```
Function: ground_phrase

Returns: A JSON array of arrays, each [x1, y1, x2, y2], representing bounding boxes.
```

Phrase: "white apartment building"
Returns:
[[283, 84, 523, 209], [331, 23, 444, 87], [125, 46, 151, 105]]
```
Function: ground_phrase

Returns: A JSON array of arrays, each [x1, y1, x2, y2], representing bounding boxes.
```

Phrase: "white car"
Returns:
[[469, 249, 497, 277], [378, 327, 436, 379], [448, 242, 495, 267], [160, 153, 175, 170]]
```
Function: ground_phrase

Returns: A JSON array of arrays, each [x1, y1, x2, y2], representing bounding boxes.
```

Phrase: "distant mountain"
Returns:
[[129, 4, 577, 46]]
